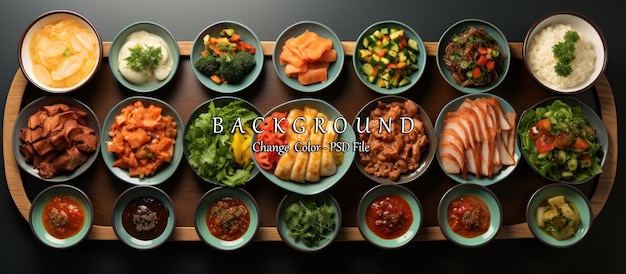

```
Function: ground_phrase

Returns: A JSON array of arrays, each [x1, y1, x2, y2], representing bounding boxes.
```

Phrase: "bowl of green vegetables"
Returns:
[[353, 20, 426, 94], [184, 96, 262, 187], [517, 96, 607, 184], [275, 192, 342, 252]]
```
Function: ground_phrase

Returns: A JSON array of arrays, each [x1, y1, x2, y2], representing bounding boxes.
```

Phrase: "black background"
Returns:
[[1, 1, 623, 273]]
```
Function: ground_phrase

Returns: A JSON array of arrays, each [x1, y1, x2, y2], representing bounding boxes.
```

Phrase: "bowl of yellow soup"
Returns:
[[18, 10, 103, 94]]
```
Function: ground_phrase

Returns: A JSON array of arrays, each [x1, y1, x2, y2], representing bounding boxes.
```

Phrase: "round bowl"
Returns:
[[526, 183, 592, 247], [18, 9, 103, 94], [111, 185, 176, 249], [190, 20, 263, 93], [12, 96, 101, 182], [184, 96, 261, 187], [194, 186, 260, 251], [517, 96, 608, 184], [29, 184, 94, 248], [356, 184, 422, 249], [353, 20, 427, 94], [108, 21, 180, 93], [272, 21, 344, 93], [436, 19, 511, 94], [252, 98, 356, 195], [352, 95, 436, 184], [276, 192, 341, 252], [100, 96, 184, 185], [434, 93, 519, 186], [437, 183, 502, 247], [523, 11, 607, 94]]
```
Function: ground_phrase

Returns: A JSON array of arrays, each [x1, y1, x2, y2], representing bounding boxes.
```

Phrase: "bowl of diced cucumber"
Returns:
[[353, 20, 427, 95]]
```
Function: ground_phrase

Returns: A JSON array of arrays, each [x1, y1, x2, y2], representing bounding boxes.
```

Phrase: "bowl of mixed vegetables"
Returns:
[[353, 20, 427, 95], [437, 19, 510, 94], [191, 20, 263, 93], [184, 96, 261, 187], [517, 96, 607, 184], [276, 192, 342, 252], [526, 183, 592, 247]]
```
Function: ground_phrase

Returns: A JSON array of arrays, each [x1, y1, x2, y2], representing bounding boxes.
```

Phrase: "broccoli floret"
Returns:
[[194, 54, 220, 76], [233, 51, 256, 73], [219, 57, 245, 83]]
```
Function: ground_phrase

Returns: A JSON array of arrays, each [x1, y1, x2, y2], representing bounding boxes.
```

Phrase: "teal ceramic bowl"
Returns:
[[356, 184, 422, 249], [276, 192, 342, 252], [353, 95, 436, 184], [194, 187, 260, 251], [18, 9, 103, 94], [517, 96, 608, 184], [437, 183, 502, 247], [100, 96, 184, 185], [353, 20, 427, 95], [436, 19, 511, 94], [252, 98, 356, 195], [111, 185, 176, 249], [434, 93, 519, 186], [183, 96, 261, 186], [12, 96, 101, 182], [272, 21, 344, 93], [108, 21, 180, 93], [526, 183, 592, 247], [190, 20, 263, 93], [29, 184, 94, 248]]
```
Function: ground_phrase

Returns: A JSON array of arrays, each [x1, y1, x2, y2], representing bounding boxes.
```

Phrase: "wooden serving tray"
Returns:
[[3, 41, 617, 242]]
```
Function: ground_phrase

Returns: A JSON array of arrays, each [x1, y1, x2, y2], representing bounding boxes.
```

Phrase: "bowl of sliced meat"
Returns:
[[13, 96, 101, 182], [434, 93, 519, 186]]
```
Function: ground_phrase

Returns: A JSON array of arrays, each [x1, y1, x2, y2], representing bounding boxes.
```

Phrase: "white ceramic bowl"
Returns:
[[523, 11, 607, 94], [18, 10, 103, 94]]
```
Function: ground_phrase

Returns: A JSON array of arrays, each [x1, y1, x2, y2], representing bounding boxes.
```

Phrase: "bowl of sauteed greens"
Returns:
[[437, 19, 510, 94], [517, 96, 607, 184]]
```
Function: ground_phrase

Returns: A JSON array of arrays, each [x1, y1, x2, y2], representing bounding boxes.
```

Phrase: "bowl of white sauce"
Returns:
[[109, 21, 180, 93]]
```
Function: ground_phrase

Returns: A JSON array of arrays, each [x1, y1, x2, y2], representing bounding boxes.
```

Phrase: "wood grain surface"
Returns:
[[3, 41, 616, 241]]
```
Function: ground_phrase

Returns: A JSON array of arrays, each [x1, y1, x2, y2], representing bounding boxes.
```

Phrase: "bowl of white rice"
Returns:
[[523, 11, 607, 94]]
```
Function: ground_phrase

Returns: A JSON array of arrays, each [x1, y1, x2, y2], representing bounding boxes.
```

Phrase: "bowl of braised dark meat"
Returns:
[[13, 96, 100, 182]]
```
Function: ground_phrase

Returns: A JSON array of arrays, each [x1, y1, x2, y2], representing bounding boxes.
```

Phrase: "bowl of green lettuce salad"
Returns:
[[184, 96, 261, 187], [517, 96, 607, 184]]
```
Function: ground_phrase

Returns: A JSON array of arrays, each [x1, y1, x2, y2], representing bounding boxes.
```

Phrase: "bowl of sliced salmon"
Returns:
[[251, 98, 356, 195], [434, 94, 519, 186], [272, 21, 344, 93], [100, 96, 184, 186]]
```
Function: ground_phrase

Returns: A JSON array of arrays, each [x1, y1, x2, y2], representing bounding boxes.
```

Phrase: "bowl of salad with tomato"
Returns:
[[517, 96, 607, 184]]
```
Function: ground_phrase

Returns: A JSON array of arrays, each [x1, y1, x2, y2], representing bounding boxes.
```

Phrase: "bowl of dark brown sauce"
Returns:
[[112, 185, 176, 249]]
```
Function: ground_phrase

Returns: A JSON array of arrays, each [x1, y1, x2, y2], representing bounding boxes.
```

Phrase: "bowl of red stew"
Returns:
[[111, 185, 176, 249], [437, 183, 502, 247], [194, 186, 260, 251], [356, 184, 423, 249], [29, 184, 94, 248]]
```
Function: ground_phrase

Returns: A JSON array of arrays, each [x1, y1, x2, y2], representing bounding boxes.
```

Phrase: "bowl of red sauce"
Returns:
[[111, 185, 176, 249], [437, 183, 502, 247], [357, 184, 423, 249], [29, 184, 94, 248], [194, 186, 260, 251]]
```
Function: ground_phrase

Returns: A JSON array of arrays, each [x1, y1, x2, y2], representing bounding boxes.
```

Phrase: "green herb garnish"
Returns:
[[63, 47, 71, 58], [552, 30, 580, 77], [282, 200, 336, 247], [124, 43, 163, 73]]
